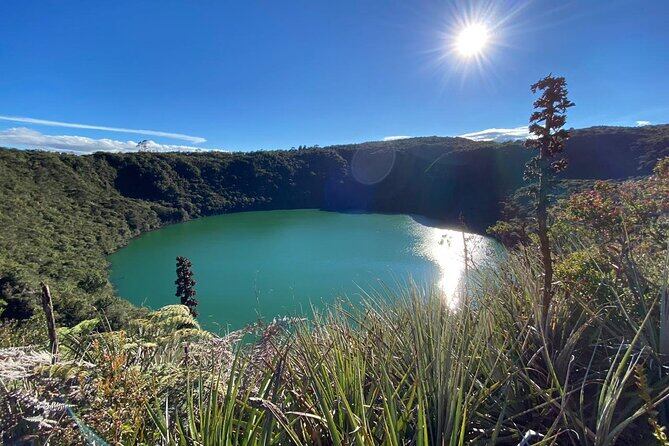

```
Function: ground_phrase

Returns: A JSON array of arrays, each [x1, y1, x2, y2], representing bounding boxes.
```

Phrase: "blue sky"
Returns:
[[0, 0, 668, 152]]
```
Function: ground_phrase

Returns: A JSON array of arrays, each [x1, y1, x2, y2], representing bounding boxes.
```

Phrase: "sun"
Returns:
[[455, 23, 489, 57]]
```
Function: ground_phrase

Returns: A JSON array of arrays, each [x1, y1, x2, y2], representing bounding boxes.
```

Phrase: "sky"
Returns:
[[0, 0, 668, 153]]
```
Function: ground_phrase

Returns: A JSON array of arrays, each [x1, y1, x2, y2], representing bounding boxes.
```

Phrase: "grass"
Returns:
[[129, 245, 668, 444], [2, 243, 668, 444]]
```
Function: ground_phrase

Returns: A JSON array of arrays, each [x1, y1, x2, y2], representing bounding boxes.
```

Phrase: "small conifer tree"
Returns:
[[175, 256, 198, 317]]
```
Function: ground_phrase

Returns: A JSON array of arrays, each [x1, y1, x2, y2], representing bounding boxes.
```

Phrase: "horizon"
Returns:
[[1, 0, 668, 153], [1, 121, 667, 156]]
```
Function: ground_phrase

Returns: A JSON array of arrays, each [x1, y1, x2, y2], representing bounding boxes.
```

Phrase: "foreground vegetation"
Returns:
[[1, 158, 667, 444]]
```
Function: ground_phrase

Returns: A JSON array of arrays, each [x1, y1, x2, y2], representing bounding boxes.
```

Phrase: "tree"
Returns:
[[136, 140, 150, 151], [525, 74, 574, 319], [175, 256, 198, 317]]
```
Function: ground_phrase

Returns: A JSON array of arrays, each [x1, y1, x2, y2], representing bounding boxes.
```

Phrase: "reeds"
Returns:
[[3, 227, 667, 444], [145, 243, 668, 445]]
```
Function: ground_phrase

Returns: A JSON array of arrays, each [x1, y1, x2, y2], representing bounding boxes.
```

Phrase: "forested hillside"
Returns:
[[0, 124, 667, 327]]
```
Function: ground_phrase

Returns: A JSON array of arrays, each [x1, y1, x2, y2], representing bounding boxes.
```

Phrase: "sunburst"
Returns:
[[455, 23, 490, 57]]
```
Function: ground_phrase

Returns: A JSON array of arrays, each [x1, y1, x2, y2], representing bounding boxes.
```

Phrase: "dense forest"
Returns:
[[0, 124, 668, 328]]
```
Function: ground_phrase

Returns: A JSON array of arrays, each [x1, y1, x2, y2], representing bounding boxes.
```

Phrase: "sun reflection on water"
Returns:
[[410, 223, 494, 308]]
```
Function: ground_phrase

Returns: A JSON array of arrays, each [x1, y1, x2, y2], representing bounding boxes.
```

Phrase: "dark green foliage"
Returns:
[[175, 256, 197, 317], [77, 272, 108, 293], [0, 150, 162, 328], [0, 270, 36, 320], [487, 178, 597, 247], [1, 296, 36, 320]]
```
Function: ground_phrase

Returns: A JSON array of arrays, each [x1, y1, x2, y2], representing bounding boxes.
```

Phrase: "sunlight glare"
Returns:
[[412, 225, 494, 309], [455, 23, 489, 57]]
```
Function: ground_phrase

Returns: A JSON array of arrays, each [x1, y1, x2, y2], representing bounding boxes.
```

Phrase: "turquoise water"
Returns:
[[108, 210, 494, 331]]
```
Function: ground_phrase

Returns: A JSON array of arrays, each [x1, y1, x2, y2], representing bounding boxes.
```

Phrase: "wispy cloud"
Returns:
[[0, 114, 206, 144], [0, 127, 208, 153], [636, 120, 652, 127], [459, 126, 529, 142], [383, 135, 412, 141]]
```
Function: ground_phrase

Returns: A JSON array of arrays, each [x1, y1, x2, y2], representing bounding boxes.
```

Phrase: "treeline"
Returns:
[[0, 124, 667, 327], [92, 124, 669, 228]]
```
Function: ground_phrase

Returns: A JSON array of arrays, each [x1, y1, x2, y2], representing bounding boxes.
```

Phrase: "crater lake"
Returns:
[[108, 209, 496, 331]]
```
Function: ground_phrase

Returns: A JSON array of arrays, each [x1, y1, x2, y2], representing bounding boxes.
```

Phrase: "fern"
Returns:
[[635, 364, 669, 445]]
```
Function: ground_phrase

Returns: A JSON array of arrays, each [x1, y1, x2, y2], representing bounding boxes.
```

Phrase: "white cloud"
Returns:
[[383, 135, 412, 141], [636, 120, 652, 127], [0, 127, 208, 153], [459, 126, 529, 142], [0, 114, 206, 144]]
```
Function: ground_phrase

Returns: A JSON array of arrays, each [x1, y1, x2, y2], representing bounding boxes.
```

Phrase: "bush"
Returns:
[[77, 273, 108, 294]]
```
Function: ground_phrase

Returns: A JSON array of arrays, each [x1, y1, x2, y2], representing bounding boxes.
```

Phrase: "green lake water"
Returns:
[[108, 209, 495, 331]]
